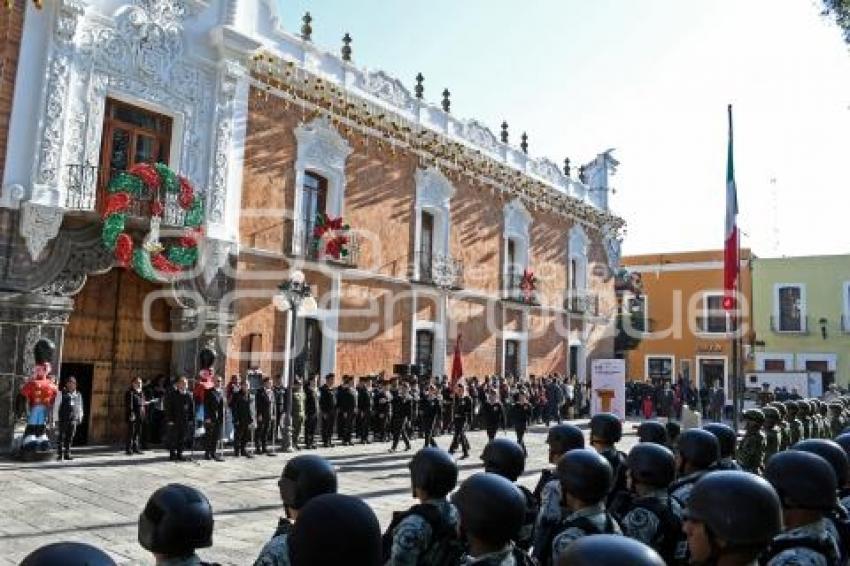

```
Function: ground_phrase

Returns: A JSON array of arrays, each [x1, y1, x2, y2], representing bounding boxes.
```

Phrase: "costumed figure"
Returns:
[[193, 348, 216, 439], [19, 339, 59, 455]]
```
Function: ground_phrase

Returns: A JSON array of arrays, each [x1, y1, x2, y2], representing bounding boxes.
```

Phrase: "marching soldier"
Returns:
[[373, 379, 391, 442], [231, 375, 255, 458], [421, 384, 442, 448], [618, 443, 685, 564], [203, 376, 225, 461], [319, 373, 337, 448], [762, 451, 842, 565], [448, 382, 473, 459], [256, 376, 277, 456], [337, 375, 357, 446], [389, 382, 412, 452], [356, 376, 373, 444], [511, 390, 533, 454], [481, 388, 506, 442], [164, 377, 194, 462], [303, 377, 319, 449], [738, 409, 766, 474], [762, 406, 781, 463]]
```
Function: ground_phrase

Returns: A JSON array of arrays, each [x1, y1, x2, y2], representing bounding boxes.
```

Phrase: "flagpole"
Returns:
[[728, 103, 740, 433]]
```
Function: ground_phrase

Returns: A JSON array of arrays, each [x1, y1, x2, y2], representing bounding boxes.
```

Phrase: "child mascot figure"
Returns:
[[193, 348, 217, 435], [20, 339, 59, 458]]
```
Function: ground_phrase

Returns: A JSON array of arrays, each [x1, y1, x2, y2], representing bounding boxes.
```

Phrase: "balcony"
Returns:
[[565, 290, 599, 316], [286, 225, 360, 267], [64, 164, 187, 226], [503, 273, 540, 306], [770, 314, 809, 334], [411, 252, 464, 289]]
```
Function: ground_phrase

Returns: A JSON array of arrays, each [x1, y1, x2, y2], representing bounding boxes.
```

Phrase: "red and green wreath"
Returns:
[[311, 212, 351, 260], [101, 162, 204, 282], [520, 269, 538, 302]]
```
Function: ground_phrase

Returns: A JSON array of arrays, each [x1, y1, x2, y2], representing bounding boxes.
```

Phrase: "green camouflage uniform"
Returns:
[[738, 410, 766, 474], [762, 407, 781, 463]]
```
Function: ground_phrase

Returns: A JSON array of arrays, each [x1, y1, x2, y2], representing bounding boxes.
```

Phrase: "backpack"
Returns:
[[381, 503, 465, 566], [760, 535, 838, 566], [536, 512, 618, 566], [632, 496, 687, 565], [516, 485, 539, 552]]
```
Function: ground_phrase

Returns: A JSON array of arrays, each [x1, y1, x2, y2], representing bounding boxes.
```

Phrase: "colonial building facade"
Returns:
[[0, 0, 622, 448]]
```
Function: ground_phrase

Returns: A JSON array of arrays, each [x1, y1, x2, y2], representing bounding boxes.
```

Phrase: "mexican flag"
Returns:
[[723, 104, 739, 311]]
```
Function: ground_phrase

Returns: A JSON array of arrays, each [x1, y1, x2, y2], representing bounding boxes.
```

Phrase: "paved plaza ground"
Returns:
[[0, 422, 639, 564]]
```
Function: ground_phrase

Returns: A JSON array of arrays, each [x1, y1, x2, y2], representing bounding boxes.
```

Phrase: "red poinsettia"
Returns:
[[179, 228, 204, 248], [128, 163, 161, 189], [151, 253, 182, 274], [178, 176, 195, 208], [519, 269, 538, 302]]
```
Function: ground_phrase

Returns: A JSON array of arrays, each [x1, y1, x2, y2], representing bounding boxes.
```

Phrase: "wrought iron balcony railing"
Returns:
[[503, 273, 540, 305], [303, 230, 359, 267], [411, 251, 464, 289], [565, 290, 599, 316]]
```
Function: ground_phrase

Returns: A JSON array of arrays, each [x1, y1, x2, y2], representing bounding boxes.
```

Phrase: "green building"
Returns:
[[752, 254, 850, 388]]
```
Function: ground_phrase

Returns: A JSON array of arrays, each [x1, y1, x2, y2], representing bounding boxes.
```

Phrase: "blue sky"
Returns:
[[277, 1, 850, 258]]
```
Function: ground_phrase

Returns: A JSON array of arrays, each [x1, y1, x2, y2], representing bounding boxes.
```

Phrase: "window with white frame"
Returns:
[[774, 284, 805, 332], [568, 225, 588, 294], [701, 293, 730, 334], [647, 356, 673, 381], [503, 200, 531, 296], [413, 167, 454, 284]]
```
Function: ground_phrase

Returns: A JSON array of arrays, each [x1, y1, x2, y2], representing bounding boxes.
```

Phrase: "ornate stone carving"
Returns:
[[358, 70, 416, 113], [19, 202, 65, 260], [530, 158, 566, 187], [504, 199, 532, 240], [415, 167, 455, 208], [294, 116, 353, 171], [112, 0, 188, 83], [200, 238, 235, 286], [460, 120, 501, 155], [206, 61, 244, 225]]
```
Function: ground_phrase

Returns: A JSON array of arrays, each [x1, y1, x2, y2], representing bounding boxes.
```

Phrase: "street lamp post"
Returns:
[[273, 270, 317, 452]]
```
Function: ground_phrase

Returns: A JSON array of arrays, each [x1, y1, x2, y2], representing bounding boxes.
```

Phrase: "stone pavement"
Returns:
[[0, 422, 638, 565]]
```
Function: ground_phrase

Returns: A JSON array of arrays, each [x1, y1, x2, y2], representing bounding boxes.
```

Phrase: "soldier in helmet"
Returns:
[[762, 406, 781, 463], [481, 438, 537, 551], [669, 429, 720, 506], [738, 408, 766, 474], [531, 424, 586, 562], [785, 401, 803, 445], [451, 473, 536, 565], [21, 542, 117, 566], [588, 413, 628, 507], [555, 534, 665, 566], [382, 447, 460, 566], [254, 454, 338, 566], [703, 422, 742, 471], [682, 471, 781, 566], [289, 494, 382, 566], [138, 483, 217, 565], [636, 421, 668, 446], [548, 449, 621, 566], [798, 400, 813, 440], [762, 451, 841, 565], [618, 443, 685, 564], [770, 402, 790, 451]]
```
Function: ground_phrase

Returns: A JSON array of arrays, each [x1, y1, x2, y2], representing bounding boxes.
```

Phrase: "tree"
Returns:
[[822, 0, 850, 44]]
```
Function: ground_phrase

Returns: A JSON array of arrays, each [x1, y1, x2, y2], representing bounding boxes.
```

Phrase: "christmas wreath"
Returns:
[[311, 212, 351, 260], [101, 162, 204, 282], [519, 268, 538, 303]]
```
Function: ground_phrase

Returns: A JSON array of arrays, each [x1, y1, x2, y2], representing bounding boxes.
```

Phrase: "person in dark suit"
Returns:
[[319, 374, 337, 448], [304, 377, 319, 449], [231, 375, 254, 458], [337, 376, 357, 446], [356, 377, 373, 444], [448, 382, 473, 459], [164, 377, 193, 462], [389, 382, 412, 452], [255, 376, 276, 456], [421, 384, 442, 448], [125, 377, 146, 455], [373, 380, 391, 441], [203, 376, 225, 461]]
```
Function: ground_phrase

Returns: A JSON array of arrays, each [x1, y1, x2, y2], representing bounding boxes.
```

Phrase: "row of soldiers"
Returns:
[[735, 396, 850, 473]]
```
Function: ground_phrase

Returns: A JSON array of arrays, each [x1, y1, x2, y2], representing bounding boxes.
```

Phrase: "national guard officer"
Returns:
[[682, 472, 782, 566], [382, 447, 459, 566], [762, 406, 781, 463], [289, 494, 382, 566], [480, 438, 537, 552], [138, 483, 217, 565], [318, 373, 336, 448], [532, 423, 586, 561], [254, 454, 338, 566], [231, 375, 255, 458], [589, 413, 628, 509], [555, 534, 665, 566], [164, 377, 194, 462], [548, 449, 621, 566], [737, 408, 766, 474], [303, 377, 319, 449], [669, 429, 720, 506], [452, 473, 536, 565], [21, 542, 117, 566], [337, 375, 357, 446], [203, 376, 225, 461], [703, 422, 741, 471], [618, 443, 685, 565], [356, 376, 373, 444], [762, 451, 842, 565], [636, 421, 668, 446]]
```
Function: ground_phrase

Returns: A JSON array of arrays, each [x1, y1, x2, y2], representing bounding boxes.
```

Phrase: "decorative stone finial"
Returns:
[[563, 158, 571, 178], [341, 33, 352, 61], [301, 12, 313, 42], [415, 73, 424, 99], [579, 165, 587, 184], [500, 121, 509, 143], [520, 132, 528, 154], [441, 88, 451, 112]]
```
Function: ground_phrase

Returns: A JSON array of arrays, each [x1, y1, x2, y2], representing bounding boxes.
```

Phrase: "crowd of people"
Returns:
[[109, 372, 591, 463], [20, 390, 850, 566]]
